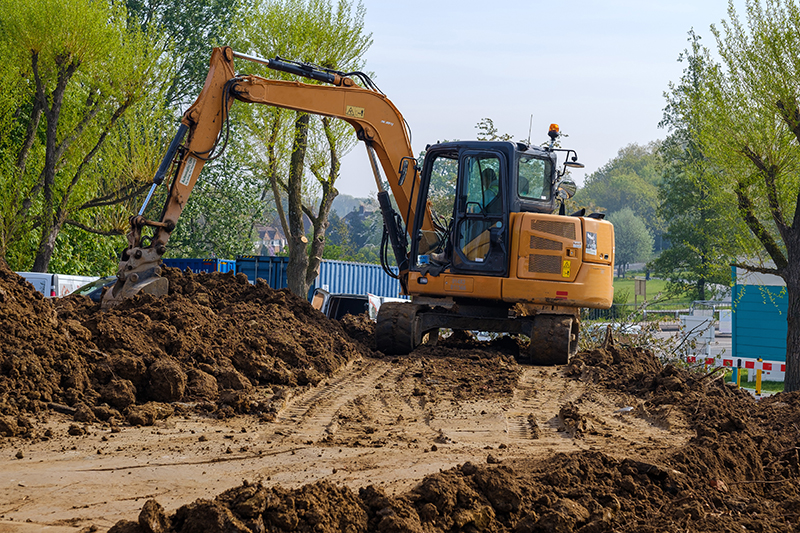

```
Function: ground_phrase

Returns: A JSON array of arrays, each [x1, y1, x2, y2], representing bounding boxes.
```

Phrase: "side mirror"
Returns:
[[398, 159, 409, 186], [398, 157, 417, 187], [556, 179, 577, 200]]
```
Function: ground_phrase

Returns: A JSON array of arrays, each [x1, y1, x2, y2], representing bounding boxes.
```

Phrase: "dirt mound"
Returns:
[[109, 444, 797, 533], [339, 312, 376, 351], [0, 263, 370, 432], [110, 339, 800, 533]]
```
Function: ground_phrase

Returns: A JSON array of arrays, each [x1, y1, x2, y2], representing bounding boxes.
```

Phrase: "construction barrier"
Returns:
[[690, 356, 787, 373], [685, 355, 785, 395]]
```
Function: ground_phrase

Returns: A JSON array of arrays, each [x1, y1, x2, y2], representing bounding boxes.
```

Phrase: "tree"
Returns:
[[165, 126, 262, 258], [692, 0, 800, 391], [125, 0, 241, 108], [0, 0, 160, 272], [121, 0, 269, 261], [475, 118, 514, 142], [243, 0, 372, 298], [573, 143, 665, 250], [607, 208, 653, 278], [650, 31, 746, 301]]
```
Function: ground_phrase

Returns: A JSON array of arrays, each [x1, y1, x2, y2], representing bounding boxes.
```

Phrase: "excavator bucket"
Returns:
[[101, 271, 168, 309]]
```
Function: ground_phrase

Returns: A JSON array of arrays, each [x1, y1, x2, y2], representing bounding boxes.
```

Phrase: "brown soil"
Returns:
[[1, 262, 799, 533], [0, 263, 368, 432]]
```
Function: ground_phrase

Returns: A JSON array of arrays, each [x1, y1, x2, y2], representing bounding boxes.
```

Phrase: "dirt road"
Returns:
[[1, 353, 691, 531]]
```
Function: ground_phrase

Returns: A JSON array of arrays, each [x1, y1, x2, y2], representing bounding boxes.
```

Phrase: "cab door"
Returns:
[[451, 151, 509, 275]]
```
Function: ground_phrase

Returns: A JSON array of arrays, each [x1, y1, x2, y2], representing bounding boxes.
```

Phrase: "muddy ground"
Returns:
[[1, 262, 799, 532]]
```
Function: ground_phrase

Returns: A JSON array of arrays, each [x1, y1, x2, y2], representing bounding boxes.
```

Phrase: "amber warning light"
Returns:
[[548, 123, 560, 140]]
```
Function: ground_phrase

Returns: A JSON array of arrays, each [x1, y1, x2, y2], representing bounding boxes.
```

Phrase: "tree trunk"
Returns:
[[785, 262, 800, 392], [304, 117, 340, 291], [286, 113, 310, 298], [696, 277, 706, 301], [32, 218, 62, 272]]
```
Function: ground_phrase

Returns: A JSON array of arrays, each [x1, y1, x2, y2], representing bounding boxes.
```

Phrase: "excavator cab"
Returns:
[[410, 141, 558, 277]]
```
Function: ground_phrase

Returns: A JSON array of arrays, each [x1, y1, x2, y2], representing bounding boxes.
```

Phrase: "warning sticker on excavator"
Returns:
[[561, 260, 571, 278], [179, 156, 197, 187], [346, 105, 365, 118]]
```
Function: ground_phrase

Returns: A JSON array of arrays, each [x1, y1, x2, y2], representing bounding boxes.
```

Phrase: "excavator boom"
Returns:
[[103, 47, 425, 307]]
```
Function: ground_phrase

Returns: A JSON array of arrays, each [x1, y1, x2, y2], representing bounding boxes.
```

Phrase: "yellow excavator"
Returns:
[[103, 46, 614, 365]]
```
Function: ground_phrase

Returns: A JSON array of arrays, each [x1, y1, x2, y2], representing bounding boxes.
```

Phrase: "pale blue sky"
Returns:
[[335, 0, 743, 197]]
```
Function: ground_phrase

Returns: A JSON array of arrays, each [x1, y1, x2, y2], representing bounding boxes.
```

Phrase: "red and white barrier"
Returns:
[[697, 357, 786, 372]]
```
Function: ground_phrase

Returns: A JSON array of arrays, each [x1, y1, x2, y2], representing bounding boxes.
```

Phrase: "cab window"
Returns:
[[518, 155, 551, 201], [464, 156, 502, 214]]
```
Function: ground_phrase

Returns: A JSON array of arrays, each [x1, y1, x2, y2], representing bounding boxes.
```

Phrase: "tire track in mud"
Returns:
[[500, 366, 693, 455], [504, 367, 583, 440], [271, 358, 402, 441], [332, 369, 431, 444]]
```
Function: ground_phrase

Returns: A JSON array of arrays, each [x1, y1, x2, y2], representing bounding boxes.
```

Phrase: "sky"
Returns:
[[333, 0, 744, 198]]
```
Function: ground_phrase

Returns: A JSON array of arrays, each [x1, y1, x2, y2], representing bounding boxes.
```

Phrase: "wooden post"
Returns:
[[635, 278, 646, 310]]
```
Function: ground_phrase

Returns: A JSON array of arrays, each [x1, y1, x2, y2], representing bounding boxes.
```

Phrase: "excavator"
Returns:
[[103, 46, 614, 365]]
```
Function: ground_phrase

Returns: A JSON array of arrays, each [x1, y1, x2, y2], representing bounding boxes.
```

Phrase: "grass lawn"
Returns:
[[613, 277, 692, 307], [730, 378, 784, 393]]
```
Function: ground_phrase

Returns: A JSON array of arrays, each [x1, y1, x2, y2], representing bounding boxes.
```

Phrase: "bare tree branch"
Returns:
[[735, 181, 788, 271], [64, 219, 126, 236], [16, 52, 44, 175], [80, 182, 152, 210], [62, 97, 134, 213], [731, 261, 782, 277], [741, 145, 788, 236]]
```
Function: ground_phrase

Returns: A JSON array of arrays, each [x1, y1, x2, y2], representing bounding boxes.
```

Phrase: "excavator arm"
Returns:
[[103, 46, 427, 307]]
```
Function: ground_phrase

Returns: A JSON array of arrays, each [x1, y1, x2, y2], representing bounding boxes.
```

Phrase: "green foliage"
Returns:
[[125, 0, 242, 107], [651, 31, 743, 301], [0, 0, 163, 272], [687, 0, 800, 391], [475, 118, 514, 142], [607, 208, 653, 273], [613, 287, 631, 305], [166, 126, 261, 259], [322, 207, 382, 263], [241, 0, 373, 296], [573, 143, 665, 249], [696, 0, 800, 264], [47, 228, 125, 276]]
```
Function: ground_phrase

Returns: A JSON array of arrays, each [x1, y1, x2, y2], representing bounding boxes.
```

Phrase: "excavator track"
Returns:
[[375, 302, 420, 355], [527, 314, 578, 366], [376, 302, 439, 355], [377, 301, 578, 367]]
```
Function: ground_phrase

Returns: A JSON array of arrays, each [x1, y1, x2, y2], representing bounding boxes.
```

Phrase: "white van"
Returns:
[[16, 272, 99, 297]]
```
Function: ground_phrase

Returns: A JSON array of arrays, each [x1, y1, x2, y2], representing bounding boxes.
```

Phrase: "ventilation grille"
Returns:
[[531, 219, 575, 240], [528, 254, 562, 274], [530, 236, 562, 251]]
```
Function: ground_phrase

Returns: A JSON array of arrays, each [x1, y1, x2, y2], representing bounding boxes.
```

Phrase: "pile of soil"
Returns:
[[111, 340, 800, 533], [4, 257, 800, 532], [0, 263, 370, 433]]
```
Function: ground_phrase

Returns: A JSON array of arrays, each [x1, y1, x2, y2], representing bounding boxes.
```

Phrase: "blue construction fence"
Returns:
[[162, 256, 404, 300], [162, 258, 236, 274]]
